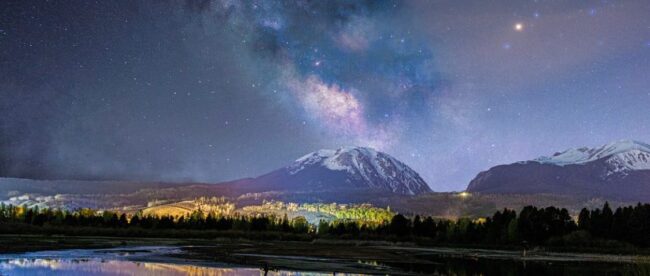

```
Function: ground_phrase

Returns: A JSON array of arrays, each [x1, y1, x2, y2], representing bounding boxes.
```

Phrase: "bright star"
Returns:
[[514, 23, 524, 32]]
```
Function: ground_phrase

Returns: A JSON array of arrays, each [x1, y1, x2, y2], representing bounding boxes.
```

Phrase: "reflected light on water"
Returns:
[[0, 258, 367, 276]]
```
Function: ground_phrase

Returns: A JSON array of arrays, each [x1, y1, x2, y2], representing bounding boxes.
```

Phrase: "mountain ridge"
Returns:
[[467, 140, 650, 201], [243, 146, 433, 196], [532, 140, 650, 171]]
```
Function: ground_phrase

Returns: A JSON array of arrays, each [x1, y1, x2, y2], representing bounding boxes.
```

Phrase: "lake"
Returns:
[[0, 246, 367, 276], [0, 245, 648, 275]]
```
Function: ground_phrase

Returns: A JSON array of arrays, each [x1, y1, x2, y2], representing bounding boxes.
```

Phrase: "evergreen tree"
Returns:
[[389, 214, 410, 236], [317, 220, 329, 234], [506, 219, 518, 243], [578, 208, 590, 230]]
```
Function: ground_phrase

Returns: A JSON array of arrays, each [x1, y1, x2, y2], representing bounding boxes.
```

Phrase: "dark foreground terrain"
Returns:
[[1, 235, 650, 275]]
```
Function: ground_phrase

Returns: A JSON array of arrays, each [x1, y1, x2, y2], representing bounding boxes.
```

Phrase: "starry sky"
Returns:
[[1, 0, 649, 191]]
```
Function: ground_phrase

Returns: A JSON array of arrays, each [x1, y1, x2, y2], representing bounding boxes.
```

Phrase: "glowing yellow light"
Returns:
[[514, 23, 524, 32], [458, 191, 471, 198]]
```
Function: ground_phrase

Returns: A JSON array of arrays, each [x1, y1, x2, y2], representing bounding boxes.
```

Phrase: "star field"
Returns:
[[1, 0, 649, 191]]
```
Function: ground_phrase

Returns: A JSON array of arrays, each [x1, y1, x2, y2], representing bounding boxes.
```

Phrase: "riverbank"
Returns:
[[0, 234, 184, 253]]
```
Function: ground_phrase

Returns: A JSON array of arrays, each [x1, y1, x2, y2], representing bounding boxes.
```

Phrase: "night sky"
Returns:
[[1, 1, 649, 191]]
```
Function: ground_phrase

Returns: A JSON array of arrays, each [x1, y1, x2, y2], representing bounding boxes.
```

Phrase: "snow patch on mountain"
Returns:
[[288, 146, 430, 195], [533, 140, 650, 175], [604, 150, 650, 175]]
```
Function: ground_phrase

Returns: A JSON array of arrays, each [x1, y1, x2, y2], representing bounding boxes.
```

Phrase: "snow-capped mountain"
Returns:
[[230, 146, 432, 196], [287, 147, 431, 195], [467, 140, 650, 201], [534, 140, 650, 175]]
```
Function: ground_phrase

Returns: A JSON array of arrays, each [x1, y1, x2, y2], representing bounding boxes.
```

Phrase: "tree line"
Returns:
[[0, 204, 311, 234], [1, 202, 649, 248], [577, 202, 650, 247]]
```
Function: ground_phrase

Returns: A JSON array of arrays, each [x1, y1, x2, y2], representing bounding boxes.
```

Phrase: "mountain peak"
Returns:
[[295, 146, 377, 161], [288, 146, 431, 195]]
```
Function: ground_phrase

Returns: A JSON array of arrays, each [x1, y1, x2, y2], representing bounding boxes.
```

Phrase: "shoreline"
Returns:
[[2, 234, 650, 260], [2, 236, 650, 275]]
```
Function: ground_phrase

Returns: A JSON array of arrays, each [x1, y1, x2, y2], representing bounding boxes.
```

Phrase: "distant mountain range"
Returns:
[[4, 142, 650, 214], [467, 140, 650, 201], [4, 141, 650, 210]]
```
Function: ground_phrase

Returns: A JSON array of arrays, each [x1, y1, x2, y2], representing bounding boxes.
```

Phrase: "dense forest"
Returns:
[[1, 202, 649, 249]]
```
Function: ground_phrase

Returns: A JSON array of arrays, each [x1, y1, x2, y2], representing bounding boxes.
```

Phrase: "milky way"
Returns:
[[1, 1, 649, 191]]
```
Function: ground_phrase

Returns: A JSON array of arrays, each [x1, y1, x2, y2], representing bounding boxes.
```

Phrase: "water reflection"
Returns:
[[379, 257, 650, 276], [1, 258, 265, 275], [0, 258, 368, 276], [0, 247, 366, 276], [1, 246, 649, 276]]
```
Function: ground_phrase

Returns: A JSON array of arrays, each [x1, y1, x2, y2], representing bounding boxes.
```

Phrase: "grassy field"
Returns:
[[138, 199, 393, 225], [133, 192, 636, 224]]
